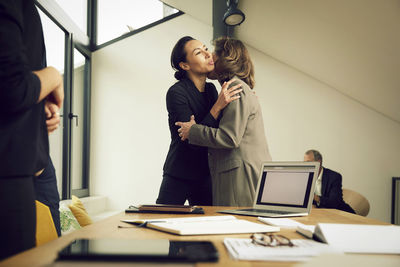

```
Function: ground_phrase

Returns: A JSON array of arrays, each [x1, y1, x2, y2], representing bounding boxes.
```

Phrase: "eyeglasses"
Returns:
[[251, 233, 294, 247]]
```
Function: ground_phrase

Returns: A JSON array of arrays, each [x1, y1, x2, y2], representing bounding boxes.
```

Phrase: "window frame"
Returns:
[[35, 0, 183, 199], [35, 0, 92, 199]]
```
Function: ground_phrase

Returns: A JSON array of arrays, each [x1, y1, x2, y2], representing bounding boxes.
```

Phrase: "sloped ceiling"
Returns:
[[163, 0, 400, 123], [161, 0, 212, 26]]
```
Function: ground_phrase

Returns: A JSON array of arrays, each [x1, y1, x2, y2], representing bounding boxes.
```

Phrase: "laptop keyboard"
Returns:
[[240, 209, 297, 214]]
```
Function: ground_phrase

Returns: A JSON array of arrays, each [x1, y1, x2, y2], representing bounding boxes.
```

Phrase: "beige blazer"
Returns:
[[189, 78, 272, 206]]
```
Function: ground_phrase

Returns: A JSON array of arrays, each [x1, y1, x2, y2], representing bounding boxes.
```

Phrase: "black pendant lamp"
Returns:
[[223, 0, 245, 26]]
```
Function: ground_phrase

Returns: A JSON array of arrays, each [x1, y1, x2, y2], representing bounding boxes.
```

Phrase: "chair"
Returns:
[[342, 188, 370, 216], [36, 200, 58, 246]]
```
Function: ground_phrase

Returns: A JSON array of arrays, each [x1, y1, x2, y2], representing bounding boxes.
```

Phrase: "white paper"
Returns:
[[316, 224, 400, 254], [258, 217, 314, 229], [224, 238, 341, 262], [295, 253, 400, 267]]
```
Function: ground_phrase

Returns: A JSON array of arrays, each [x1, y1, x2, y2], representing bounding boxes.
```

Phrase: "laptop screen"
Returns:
[[255, 167, 315, 208]]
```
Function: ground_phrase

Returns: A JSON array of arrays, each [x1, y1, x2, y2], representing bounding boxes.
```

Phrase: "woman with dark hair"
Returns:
[[176, 37, 272, 206], [156, 36, 242, 205]]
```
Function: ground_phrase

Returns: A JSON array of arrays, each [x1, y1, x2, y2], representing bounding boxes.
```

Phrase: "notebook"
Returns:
[[219, 161, 320, 217], [121, 215, 280, 235], [125, 204, 205, 214]]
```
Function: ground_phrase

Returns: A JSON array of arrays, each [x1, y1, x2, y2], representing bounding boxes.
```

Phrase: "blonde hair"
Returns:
[[213, 36, 255, 88]]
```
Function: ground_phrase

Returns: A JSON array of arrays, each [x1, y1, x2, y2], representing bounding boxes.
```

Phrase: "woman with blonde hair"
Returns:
[[176, 37, 272, 206]]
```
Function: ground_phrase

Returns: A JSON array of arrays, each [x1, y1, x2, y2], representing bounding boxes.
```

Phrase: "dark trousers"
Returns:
[[34, 157, 61, 236], [0, 176, 36, 260], [156, 174, 212, 205]]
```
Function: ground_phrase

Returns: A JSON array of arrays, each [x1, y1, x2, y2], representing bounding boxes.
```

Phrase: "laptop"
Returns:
[[219, 161, 320, 217]]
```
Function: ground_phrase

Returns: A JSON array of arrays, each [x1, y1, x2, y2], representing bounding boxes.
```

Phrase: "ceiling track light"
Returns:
[[223, 0, 245, 26]]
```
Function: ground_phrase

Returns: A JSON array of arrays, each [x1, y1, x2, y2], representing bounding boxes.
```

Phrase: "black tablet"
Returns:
[[58, 239, 218, 262]]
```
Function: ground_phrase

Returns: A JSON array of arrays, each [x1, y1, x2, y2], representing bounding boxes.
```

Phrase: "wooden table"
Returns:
[[0, 207, 395, 266]]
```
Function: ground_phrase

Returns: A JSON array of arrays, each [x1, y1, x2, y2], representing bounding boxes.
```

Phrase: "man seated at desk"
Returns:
[[304, 149, 355, 214]]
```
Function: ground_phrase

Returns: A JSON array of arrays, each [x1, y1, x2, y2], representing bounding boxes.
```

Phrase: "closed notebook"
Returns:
[[122, 215, 280, 236], [125, 204, 204, 214], [138, 204, 196, 212]]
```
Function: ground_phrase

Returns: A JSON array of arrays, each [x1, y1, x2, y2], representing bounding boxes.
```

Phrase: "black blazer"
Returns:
[[163, 78, 218, 180], [0, 0, 49, 177], [319, 168, 355, 213]]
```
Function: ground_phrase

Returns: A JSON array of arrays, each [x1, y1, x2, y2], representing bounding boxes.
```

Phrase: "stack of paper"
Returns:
[[224, 238, 341, 262], [313, 224, 400, 254]]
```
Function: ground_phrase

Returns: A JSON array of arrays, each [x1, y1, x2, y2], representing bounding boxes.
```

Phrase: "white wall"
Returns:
[[236, 0, 400, 123], [91, 14, 400, 222], [250, 47, 400, 223]]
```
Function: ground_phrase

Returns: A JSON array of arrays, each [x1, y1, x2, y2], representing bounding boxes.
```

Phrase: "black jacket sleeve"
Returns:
[[166, 88, 218, 127], [0, 1, 41, 114]]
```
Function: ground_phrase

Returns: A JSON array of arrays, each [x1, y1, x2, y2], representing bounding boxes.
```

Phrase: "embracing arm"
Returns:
[[167, 88, 221, 150], [167, 88, 219, 128], [175, 79, 243, 143], [187, 87, 250, 149]]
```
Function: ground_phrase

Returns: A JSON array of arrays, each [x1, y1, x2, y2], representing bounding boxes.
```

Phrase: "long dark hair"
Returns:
[[213, 36, 255, 89], [170, 36, 194, 80]]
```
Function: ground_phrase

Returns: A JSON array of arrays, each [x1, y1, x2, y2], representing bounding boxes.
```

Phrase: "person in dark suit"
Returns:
[[0, 0, 63, 259], [304, 150, 355, 213], [156, 36, 242, 205]]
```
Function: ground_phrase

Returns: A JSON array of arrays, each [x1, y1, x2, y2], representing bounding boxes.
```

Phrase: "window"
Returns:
[[97, 0, 178, 44], [71, 48, 90, 197], [55, 0, 88, 34], [36, 0, 92, 199], [35, 0, 181, 199]]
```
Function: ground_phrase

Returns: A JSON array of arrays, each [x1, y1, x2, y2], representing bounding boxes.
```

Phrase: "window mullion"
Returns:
[[61, 33, 74, 200]]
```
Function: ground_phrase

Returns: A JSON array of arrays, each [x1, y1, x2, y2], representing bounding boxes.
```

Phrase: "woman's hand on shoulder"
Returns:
[[218, 79, 243, 109], [210, 79, 242, 119]]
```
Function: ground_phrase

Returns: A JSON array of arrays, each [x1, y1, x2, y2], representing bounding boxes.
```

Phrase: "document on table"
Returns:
[[296, 253, 400, 267], [313, 224, 400, 254], [258, 217, 315, 229], [224, 238, 341, 262], [122, 215, 280, 235]]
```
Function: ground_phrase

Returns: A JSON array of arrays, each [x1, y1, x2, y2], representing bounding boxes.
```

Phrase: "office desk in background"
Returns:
[[0, 207, 397, 267]]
